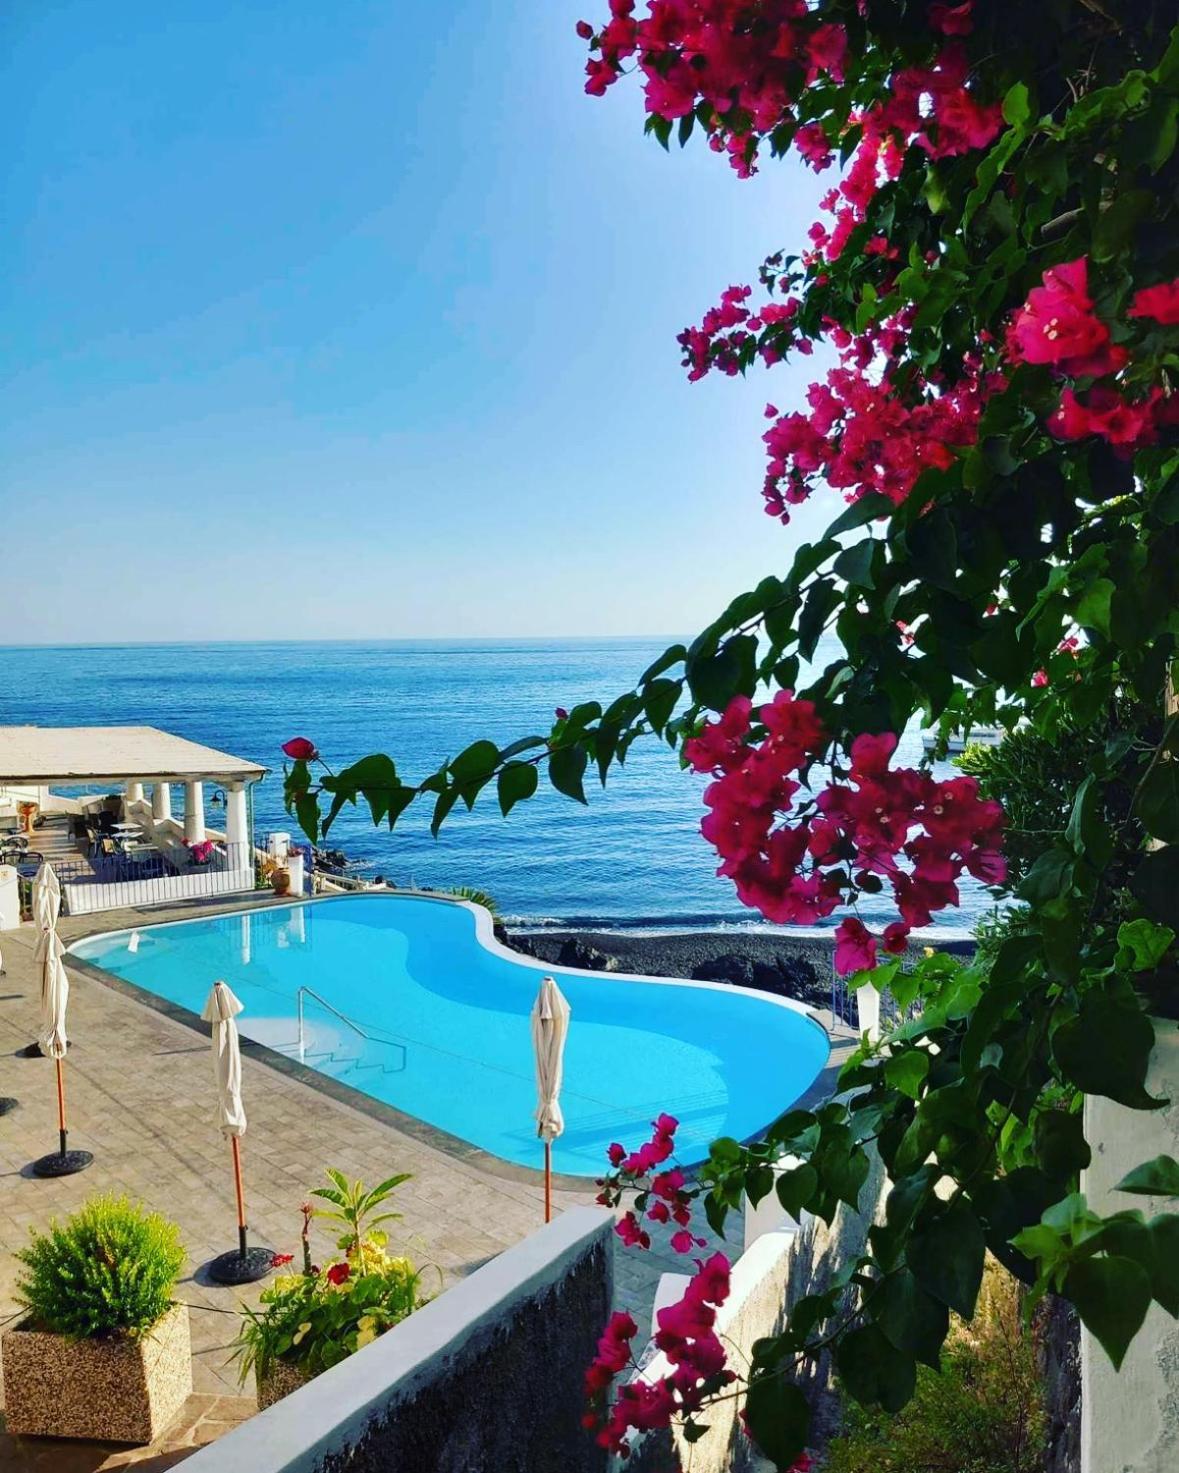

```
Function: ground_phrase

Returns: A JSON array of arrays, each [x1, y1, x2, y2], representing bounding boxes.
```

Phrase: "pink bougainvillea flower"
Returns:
[[929, 1, 974, 33], [1128, 278, 1179, 325], [325, 1262, 351, 1285], [615, 1212, 651, 1250], [1049, 387, 1159, 448], [1032, 669, 1049, 688], [834, 917, 877, 975], [881, 921, 910, 955], [1008, 258, 1125, 377], [606, 1141, 626, 1167], [282, 737, 318, 761], [670, 1229, 696, 1254]]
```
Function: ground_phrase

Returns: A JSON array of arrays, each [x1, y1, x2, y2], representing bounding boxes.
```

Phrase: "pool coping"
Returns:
[[65, 890, 834, 1193]]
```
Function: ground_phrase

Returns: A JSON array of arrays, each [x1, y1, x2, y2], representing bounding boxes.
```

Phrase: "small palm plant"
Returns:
[[311, 1169, 411, 1256], [447, 885, 499, 915]]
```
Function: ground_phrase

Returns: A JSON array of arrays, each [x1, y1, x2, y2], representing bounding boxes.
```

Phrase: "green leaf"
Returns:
[[1117, 918, 1175, 971], [1064, 1256, 1152, 1370], [826, 493, 893, 537], [909, 1198, 986, 1319], [833, 538, 876, 590], [1002, 81, 1030, 127], [1116, 1156, 1179, 1198], [639, 643, 687, 684], [1075, 577, 1115, 637], [742, 1377, 810, 1469], [884, 1050, 930, 1100], [1052, 990, 1160, 1109], [1136, 763, 1179, 845], [837, 1323, 917, 1412], [776, 1163, 819, 1219], [686, 634, 758, 713], [293, 791, 319, 844], [548, 744, 588, 804], [497, 761, 538, 817], [872, 1268, 949, 1369], [449, 739, 499, 785], [1034, 1110, 1091, 1182], [643, 677, 682, 735], [1131, 846, 1179, 923], [798, 580, 842, 661]]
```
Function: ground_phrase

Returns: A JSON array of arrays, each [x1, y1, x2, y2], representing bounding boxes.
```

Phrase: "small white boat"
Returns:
[[921, 726, 1004, 754]]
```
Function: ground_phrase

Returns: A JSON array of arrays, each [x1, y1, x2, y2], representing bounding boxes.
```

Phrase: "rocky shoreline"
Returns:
[[504, 926, 975, 1011]]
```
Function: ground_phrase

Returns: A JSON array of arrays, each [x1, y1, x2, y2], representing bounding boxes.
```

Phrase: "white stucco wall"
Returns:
[[1082, 1020, 1179, 1473]]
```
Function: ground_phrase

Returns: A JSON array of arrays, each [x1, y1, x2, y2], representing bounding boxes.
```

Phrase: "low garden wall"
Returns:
[[183, 1206, 614, 1473]]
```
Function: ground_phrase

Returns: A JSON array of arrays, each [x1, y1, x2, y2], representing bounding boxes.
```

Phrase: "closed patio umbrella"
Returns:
[[19, 863, 63, 1058], [201, 980, 272, 1284], [30, 916, 93, 1177], [530, 975, 571, 1223]]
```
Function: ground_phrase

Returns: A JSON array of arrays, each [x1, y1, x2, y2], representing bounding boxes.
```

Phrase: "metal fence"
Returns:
[[19, 840, 257, 916]]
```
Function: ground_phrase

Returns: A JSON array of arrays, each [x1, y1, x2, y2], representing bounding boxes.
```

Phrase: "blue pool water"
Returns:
[[71, 894, 830, 1177]]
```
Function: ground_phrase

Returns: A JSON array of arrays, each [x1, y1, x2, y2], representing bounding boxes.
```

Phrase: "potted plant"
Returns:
[[271, 859, 291, 896], [2, 1194, 191, 1443], [233, 1169, 431, 1408]]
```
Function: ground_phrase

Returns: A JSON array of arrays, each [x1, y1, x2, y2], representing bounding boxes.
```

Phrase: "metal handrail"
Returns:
[[297, 985, 373, 1043], [295, 986, 407, 1070]]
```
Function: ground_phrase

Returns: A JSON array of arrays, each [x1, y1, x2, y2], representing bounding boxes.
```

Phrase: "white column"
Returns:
[[124, 780, 144, 815], [1082, 1024, 1179, 1473], [183, 781, 206, 843], [151, 782, 171, 822], [856, 982, 881, 1042], [225, 782, 248, 851]]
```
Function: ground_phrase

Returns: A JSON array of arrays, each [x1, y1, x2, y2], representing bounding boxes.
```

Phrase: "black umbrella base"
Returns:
[[207, 1246, 275, 1285], [0, 1097, 19, 1116], [32, 1149, 94, 1177]]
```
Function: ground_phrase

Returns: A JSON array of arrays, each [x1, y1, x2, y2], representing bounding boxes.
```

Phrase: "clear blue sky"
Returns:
[[2, 1, 835, 644]]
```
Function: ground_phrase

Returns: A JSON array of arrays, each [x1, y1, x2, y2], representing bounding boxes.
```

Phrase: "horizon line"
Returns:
[[0, 633, 690, 652]]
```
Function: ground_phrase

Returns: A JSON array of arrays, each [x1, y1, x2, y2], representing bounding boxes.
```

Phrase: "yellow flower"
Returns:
[[292, 1321, 313, 1346], [356, 1324, 377, 1348], [272, 1274, 303, 1294], [923, 946, 935, 958]]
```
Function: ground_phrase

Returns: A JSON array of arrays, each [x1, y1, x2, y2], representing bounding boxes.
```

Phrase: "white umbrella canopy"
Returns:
[[201, 980, 247, 1137], [31, 862, 61, 935], [36, 928, 69, 1061], [531, 975, 572, 1143]]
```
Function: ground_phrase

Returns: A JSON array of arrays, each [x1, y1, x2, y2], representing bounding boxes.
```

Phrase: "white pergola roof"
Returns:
[[0, 726, 268, 785]]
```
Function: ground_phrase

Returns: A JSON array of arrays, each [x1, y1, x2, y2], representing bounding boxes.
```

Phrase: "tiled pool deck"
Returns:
[[0, 894, 845, 1469]]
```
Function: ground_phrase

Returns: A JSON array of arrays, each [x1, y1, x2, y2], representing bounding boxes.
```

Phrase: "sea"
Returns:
[[1, 637, 991, 937]]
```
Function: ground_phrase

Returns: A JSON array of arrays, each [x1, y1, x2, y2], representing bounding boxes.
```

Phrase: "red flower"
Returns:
[[929, 2, 974, 34], [270, 1252, 294, 1268], [834, 917, 877, 976], [1009, 258, 1125, 377], [882, 922, 910, 955], [325, 1262, 351, 1285], [282, 737, 318, 761], [1128, 278, 1179, 325]]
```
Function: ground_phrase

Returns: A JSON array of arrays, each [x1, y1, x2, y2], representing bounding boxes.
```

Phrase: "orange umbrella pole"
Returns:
[[544, 1141, 552, 1224], [231, 1136, 249, 1257], [56, 1058, 67, 1156]]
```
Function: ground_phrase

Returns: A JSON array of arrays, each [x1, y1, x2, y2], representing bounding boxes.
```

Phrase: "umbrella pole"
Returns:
[[56, 1058, 67, 1156], [207, 1138, 272, 1284], [544, 1141, 552, 1224], [231, 1136, 248, 1258], [31, 1058, 92, 1177]]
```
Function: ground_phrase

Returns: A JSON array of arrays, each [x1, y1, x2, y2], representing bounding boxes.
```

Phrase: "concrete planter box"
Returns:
[[256, 1356, 313, 1410], [1, 1303, 192, 1443]]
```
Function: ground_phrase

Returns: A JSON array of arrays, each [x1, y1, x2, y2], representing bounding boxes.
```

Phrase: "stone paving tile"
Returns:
[[0, 895, 749, 1470]]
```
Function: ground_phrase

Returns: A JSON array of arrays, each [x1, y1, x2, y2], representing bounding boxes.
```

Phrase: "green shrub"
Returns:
[[824, 1264, 1046, 1473], [16, 1194, 185, 1339]]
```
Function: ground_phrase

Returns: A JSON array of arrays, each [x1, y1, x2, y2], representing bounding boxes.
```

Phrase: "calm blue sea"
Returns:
[[1, 638, 989, 935]]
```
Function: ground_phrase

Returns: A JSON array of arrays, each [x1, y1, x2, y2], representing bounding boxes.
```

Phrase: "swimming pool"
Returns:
[[70, 895, 830, 1177]]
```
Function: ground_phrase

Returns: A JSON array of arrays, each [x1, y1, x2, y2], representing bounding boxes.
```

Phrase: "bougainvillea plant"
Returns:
[[285, 2, 1179, 1464]]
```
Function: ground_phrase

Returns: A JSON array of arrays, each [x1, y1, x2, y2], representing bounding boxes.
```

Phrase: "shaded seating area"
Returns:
[[0, 725, 267, 916]]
